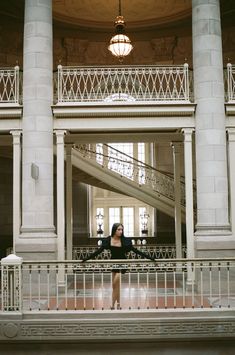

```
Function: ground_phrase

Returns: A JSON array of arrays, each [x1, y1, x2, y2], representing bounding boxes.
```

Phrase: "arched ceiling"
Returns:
[[53, 0, 192, 30], [0, 0, 234, 33]]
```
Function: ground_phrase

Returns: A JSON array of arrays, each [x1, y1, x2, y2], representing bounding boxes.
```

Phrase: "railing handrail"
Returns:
[[57, 64, 188, 70], [21, 257, 235, 265], [74, 143, 186, 206]]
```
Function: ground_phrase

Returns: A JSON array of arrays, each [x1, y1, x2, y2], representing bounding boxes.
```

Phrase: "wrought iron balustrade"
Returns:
[[72, 244, 187, 260], [0, 66, 21, 104], [1, 257, 235, 312], [227, 63, 235, 102], [56, 64, 190, 104]]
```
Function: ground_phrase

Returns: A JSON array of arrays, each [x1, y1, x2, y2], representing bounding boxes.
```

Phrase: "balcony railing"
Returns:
[[0, 66, 21, 104], [72, 245, 187, 260], [227, 63, 235, 102], [1, 256, 235, 313], [56, 64, 190, 104]]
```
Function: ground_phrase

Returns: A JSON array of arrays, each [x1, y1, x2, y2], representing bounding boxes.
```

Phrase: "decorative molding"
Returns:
[[1, 316, 235, 341]]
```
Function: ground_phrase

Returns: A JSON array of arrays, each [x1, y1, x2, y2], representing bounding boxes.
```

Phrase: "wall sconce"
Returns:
[[31, 163, 39, 180], [95, 211, 104, 237]]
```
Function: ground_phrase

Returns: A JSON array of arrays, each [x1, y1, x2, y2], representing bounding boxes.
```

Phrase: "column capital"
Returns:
[[10, 130, 22, 144], [227, 128, 235, 141], [182, 128, 194, 142], [55, 130, 66, 144]]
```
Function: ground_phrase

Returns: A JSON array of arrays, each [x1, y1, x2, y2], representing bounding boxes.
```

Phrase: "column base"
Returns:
[[15, 226, 57, 260], [195, 226, 235, 257]]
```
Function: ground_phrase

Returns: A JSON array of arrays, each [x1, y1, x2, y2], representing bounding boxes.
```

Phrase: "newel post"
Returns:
[[1, 254, 23, 312]]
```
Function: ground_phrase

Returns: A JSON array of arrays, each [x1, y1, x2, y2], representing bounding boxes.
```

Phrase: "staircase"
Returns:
[[71, 144, 188, 220]]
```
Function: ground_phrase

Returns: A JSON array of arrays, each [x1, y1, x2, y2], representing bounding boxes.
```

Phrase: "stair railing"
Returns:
[[74, 143, 187, 206]]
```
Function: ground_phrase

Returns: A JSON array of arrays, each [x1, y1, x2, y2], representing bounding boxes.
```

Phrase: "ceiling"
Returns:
[[0, 0, 234, 32], [53, 0, 192, 30]]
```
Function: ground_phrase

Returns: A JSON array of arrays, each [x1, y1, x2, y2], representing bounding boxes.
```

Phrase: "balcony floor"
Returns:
[[21, 277, 232, 312]]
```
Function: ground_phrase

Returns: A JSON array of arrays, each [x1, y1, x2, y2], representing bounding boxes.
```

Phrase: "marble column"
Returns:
[[19, 0, 56, 258], [66, 144, 73, 260], [56, 130, 66, 261], [172, 142, 182, 259], [227, 129, 235, 237], [182, 129, 195, 259], [11, 130, 22, 254], [192, 0, 230, 238]]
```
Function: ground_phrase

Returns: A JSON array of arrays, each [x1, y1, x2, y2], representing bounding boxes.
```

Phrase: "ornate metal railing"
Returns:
[[75, 143, 187, 206], [1, 255, 235, 312], [227, 63, 235, 102], [56, 64, 190, 103], [0, 66, 21, 104], [72, 244, 187, 260]]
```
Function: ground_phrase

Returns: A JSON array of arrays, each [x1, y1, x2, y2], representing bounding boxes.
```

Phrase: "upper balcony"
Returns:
[[53, 63, 196, 123], [225, 63, 235, 116], [1, 64, 235, 128], [0, 66, 22, 121]]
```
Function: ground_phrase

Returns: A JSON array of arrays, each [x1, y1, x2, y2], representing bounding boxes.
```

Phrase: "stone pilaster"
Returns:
[[192, 0, 230, 240], [18, 0, 56, 259]]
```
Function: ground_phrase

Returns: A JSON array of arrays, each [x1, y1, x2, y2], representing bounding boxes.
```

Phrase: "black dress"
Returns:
[[83, 236, 155, 273]]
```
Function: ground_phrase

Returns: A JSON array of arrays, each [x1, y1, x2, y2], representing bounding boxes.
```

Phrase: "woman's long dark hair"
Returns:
[[111, 223, 124, 237]]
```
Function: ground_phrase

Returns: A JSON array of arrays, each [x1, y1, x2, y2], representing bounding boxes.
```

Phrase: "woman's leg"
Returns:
[[112, 272, 120, 308]]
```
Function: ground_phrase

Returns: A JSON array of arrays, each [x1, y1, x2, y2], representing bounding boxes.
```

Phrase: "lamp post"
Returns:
[[140, 212, 150, 236], [95, 211, 104, 237]]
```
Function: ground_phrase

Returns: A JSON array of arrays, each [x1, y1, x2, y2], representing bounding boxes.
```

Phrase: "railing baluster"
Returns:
[[74, 271, 77, 311], [227, 262, 230, 308], [65, 266, 68, 311], [209, 262, 212, 308], [218, 262, 221, 308], [128, 271, 131, 310], [29, 266, 32, 311], [146, 270, 149, 309], [173, 268, 176, 309], [83, 271, 86, 310], [155, 271, 158, 309], [47, 265, 50, 311], [38, 265, 41, 311], [200, 262, 203, 308], [92, 272, 95, 310], [137, 271, 140, 309], [101, 271, 104, 310], [164, 267, 167, 309], [56, 265, 59, 311]]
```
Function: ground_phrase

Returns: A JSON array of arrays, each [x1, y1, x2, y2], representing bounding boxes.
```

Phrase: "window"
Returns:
[[109, 208, 120, 234], [123, 207, 134, 237]]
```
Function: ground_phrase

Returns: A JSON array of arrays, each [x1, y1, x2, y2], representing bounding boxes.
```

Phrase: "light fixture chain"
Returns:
[[119, 0, 122, 16]]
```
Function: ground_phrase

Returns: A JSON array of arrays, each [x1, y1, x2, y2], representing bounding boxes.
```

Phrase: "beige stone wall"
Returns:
[[0, 13, 234, 69]]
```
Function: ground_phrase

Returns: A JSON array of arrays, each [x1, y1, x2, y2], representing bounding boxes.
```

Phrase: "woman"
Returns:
[[82, 223, 155, 309]]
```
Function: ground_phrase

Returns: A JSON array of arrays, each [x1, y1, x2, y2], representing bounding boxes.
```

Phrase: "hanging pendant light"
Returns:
[[108, 0, 133, 62]]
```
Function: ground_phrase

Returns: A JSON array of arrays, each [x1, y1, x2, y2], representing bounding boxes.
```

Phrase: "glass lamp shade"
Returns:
[[108, 33, 133, 60]]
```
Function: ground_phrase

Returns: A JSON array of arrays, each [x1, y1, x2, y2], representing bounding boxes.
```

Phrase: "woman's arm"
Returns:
[[123, 237, 155, 261], [82, 237, 109, 261]]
